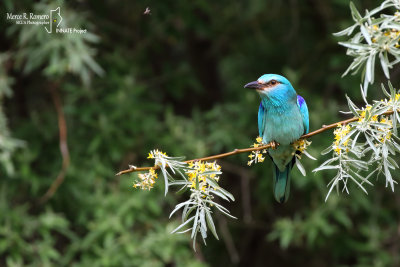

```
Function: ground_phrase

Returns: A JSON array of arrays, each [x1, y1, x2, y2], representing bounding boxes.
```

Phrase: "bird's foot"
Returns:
[[270, 141, 279, 150]]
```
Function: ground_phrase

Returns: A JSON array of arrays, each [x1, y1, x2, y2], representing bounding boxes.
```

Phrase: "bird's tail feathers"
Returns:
[[272, 159, 295, 204]]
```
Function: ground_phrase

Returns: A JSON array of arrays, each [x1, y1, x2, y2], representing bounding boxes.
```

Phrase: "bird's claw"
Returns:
[[270, 141, 279, 150]]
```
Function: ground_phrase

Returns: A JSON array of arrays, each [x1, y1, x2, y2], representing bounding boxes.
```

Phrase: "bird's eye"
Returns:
[[270, 80, 277, 85]]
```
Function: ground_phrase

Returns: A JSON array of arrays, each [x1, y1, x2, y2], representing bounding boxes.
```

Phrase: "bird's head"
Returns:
[[244, 74, 296, 100]]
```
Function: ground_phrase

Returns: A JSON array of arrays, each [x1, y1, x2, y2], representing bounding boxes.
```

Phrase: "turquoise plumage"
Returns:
[[244, 74, 309, 203]]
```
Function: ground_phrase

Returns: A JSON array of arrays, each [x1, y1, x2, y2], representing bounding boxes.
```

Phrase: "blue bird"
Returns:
[[244, 74, 309, 203]]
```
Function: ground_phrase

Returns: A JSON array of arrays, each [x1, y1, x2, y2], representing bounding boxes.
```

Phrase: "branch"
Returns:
[[116, 110, 395, 176], [40, 82, 70, 203]]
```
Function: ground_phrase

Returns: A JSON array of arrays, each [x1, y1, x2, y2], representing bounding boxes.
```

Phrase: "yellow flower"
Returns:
[[188, 172, 197, 181], [248, 136, 269, 165], [185, 160, 222, 196], [199, 162, 206, 173], [147, 152, 154, 159], [332, 124, 351, 155], [133, 168, 159, 190]]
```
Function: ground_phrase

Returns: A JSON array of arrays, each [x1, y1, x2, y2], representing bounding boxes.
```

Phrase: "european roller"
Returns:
[[244, 74, 309, 203]]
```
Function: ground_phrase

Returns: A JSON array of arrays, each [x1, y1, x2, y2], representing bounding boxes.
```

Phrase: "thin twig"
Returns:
[[116, 110, 395, 176], [116, 143, 274, 175], [40, 82, 70, 203]]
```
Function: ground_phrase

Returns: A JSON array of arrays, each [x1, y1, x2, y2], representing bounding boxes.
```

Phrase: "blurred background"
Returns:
[[1, 0, 400, 266]]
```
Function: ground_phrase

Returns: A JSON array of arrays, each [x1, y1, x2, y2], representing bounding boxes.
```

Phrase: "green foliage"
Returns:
[[0, 53, 23, 176], [2, 0, 400, 266], [336, 0, 400, 94]]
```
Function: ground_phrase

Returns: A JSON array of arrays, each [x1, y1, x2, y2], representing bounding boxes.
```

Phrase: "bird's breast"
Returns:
[[262, 105, 304, 145]]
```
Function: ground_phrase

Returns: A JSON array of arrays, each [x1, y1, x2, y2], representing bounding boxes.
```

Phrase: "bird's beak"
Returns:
[[244, 81, 264, 90]]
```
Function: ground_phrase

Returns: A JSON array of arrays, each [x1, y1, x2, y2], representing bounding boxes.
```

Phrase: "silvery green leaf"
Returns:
[[339, 111, 355, 115], [191, 208, 200, 239], [346, 95, 359, 116], [333, 25, 357, 36], [327, 171, 341, 187], [346, 160, 369, 171], [385, 21, 400, 31], [209, 189, 230, 201], [392, 140, 400, 152], [202, 170, 222, 175], [350, 32, 363, 44], [206, 178, 219, 189], [338, 42, 369, 50], [205, 209, 219, 240], [350, 170, 373, 186], [313, 165, 340, 173], [340, 128, 357, 146], [204, 200, 229, 213], [387, 156, 399, 168], [184, 206, 197, 221], [217, 187, 235, 201], [169, 181, 190, 186], [390, 56, 400, 66], [321, 146, 333, 155], [199, 209, 207, 239], [371, 122, 391, 128], [382, 144, 389, 159], [325, 174, 340, 202], [383, 161, 395, 191], [365, 134, 378, 155], [366, 53, 374, 84], [170, 200, 196, 218], [363, 74, 369, 96], [392, 112, 398, 136], [176, 184, 189, 194], [379, 51, 390, 78], [386, 140, 397, 154], [317, 157, 338, 168], [388, 81, 395, 99], [350, 1, 362, 21], [303, 150, 317, 160], [396, 112, 400, 125], [295, 158, 306, 176], [343, 57, 364, 76], [360, 84, 368, 105], [376, 105, 391, 115], [348, 174, 368, 194], [360, 24, 372, 45], [171, 216, 195, 234], [351, 131, 361, 149], [176, 228, 193, 234], [192, 224, 199, 251], [370, 17, 386, 25], [352, 57, 368, 76], [182, 203, 189, 221], [214, 205, 237, 219]]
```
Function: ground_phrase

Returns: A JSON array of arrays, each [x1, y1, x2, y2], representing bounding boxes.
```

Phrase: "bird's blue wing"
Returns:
[[258, 101, 265, 137], [297, 95, 309, 134]]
